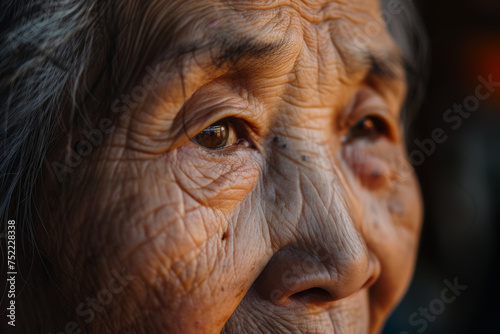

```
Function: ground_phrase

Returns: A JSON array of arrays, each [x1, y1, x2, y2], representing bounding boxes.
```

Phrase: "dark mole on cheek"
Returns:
[[221, 232, 228, 241]]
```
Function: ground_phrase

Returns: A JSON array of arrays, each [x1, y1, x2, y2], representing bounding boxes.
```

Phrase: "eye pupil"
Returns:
[[194, 120, 229, 149], [363, 118, 374, 130]]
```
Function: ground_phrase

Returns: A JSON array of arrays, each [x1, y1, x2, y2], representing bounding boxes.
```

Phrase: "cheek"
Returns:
[[340, 139, 422, 316], [170, 144, 261, 209], [79, 143, 265, 331], [360, 157, 423, 316], [342, 143, 391, 190]]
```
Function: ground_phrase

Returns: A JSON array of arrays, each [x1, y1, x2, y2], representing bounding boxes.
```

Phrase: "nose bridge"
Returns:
[[296, 166, 372, 285], [265, 127, 366, 256]]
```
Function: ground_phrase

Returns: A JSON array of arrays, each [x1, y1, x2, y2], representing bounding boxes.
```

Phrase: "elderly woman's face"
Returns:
[[43, 0, 422, 333]]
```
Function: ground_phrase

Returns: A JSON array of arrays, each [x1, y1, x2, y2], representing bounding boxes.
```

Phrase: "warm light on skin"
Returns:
[[38, 0, 422, 333]]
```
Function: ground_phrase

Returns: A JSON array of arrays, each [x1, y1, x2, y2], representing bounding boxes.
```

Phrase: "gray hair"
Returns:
[[1, 0, 108, 244]]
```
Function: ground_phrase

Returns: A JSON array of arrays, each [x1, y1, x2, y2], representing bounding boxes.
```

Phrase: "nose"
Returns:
[[254, 241, 380, 306], [253, 130, 381, 307]]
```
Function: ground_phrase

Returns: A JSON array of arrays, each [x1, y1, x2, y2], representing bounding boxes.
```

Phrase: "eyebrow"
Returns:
[[163, 35, 286, 70], [366, 52, 405, 81], [162, 33, 405, 86], [211, 37, 285, 68]]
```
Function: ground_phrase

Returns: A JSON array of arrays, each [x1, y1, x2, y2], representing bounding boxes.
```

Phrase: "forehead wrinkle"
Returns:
[[327, 31, 405, 93], [147, 1, 365, 76], [222, 0, 365, 25], [136, 0, 388, 73], [135, 0, 403, 114], [121, 5, 303, 128], [215, 2, 403, 81], [146, 10, 291, 71]]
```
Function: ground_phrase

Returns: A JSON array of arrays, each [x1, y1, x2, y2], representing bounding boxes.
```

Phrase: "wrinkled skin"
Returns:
[[38, 0, 422, 333]]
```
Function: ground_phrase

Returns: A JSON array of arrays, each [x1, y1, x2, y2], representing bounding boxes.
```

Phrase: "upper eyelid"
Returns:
[[170, 103, 250, 143], [171, 83, 260, 133], [164, 82, 265, 152], [187, 110, 256, 137]]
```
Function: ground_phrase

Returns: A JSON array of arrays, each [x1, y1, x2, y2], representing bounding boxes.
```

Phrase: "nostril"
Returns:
[[290, 288, 333, 304], [254, 247, 381, 307]]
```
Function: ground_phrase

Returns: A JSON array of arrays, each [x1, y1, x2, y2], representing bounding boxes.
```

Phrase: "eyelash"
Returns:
[[344, 115, 390, 143], [191, 117, 254, 151]]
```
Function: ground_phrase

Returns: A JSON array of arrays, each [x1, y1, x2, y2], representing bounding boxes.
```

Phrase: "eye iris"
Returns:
[[194, 120, 229, 149], [349, 116, 386, 140], [363, 118, 374, 131]]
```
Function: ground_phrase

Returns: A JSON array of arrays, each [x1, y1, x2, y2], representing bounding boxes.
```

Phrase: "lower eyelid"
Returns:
[[342, 144, 392, 189], [191, 139, 246, 156], [173, 141, 260, 184]]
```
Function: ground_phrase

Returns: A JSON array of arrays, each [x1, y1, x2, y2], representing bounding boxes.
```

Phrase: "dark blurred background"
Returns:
[[383, 0, 500, 333]]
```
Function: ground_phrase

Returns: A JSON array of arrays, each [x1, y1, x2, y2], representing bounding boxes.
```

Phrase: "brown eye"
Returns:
[[192, 118, 250, 150], [346, 116, 388, 142]]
